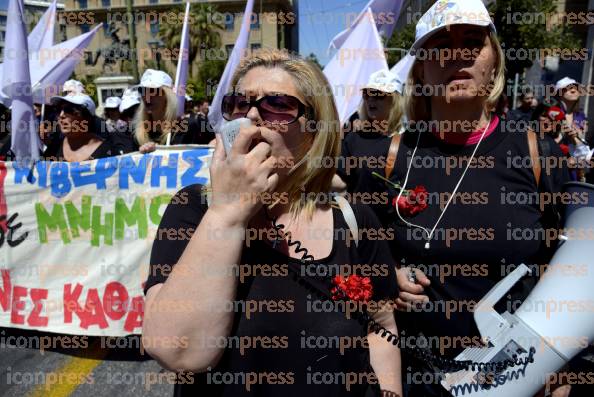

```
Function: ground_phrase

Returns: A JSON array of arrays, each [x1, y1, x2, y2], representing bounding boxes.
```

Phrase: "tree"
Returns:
[[188, 58, 226, 101], [158, 3, 224, 77]]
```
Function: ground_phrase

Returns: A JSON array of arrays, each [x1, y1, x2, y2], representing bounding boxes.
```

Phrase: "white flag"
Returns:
[[329, 0, 403, 50], [209, 0, 255, 133], [323, 8, 388, 124], [175, 2, 191, 117], [28, 0, 57, 52]]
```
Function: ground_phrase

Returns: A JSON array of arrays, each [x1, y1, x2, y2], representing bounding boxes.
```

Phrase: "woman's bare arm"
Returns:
[[368, 305, 402, 396]]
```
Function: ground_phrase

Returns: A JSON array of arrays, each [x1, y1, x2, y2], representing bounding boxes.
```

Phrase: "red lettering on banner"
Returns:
[[28, 288, 49, 327], [63, 283, 84, 323], [0, 269, 11, 311], [124, 296, 144, 332], [103, 282, 129, 321], [11, 286, 27, 324], [79, 288, 108, 329]]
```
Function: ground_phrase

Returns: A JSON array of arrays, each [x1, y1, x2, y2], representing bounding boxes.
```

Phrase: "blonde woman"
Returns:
[[333, 69, 405, 201], [134, 69, 192, 153], [369, 0, 569, 395], [142, 49, 402, 396]]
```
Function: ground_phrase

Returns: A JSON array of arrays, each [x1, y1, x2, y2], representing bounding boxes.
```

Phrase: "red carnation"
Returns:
[[331, 274, 373, 303], [559, 144, 570, 156], [393, 185, 428, 217]]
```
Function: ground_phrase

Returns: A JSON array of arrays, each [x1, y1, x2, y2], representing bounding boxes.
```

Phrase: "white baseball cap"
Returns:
[[62, 79, 85, 95], [362, 69, 402, 94], [51, 93, 96, 115], [555, 77, 581, 93], [119, 88, 141, 112], [104, 96, 122, 109], [139, 69, 173, 89], [411, 0, 496, 52]]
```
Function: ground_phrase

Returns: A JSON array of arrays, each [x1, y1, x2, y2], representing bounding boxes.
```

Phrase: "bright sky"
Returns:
[[298, 0, 370, 67]]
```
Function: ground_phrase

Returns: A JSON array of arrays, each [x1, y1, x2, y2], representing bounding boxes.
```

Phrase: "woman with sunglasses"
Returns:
[[133, 69, 193, 153], [359, 1, 569, 396], [43, 94, 124, 161], [333, 69, 405, 205], [142, 49, 402, 397]]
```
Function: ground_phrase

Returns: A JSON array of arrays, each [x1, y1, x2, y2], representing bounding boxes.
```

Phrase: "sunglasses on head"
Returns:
[[222, 93, 312, 124]]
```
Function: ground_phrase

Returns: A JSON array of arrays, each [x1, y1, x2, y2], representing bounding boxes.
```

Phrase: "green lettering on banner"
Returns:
[[149, 194, 172, 225], [65, 196, 92, 238], [35, 203, 71, 244], [91, 206, 114, 246], [115, 197, 148, 240]]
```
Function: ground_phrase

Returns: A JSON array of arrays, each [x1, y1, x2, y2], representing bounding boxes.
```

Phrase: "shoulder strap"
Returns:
[[385, 133, 402, 179], [332, 194, 359, 247], [526, 129, 541, 190]]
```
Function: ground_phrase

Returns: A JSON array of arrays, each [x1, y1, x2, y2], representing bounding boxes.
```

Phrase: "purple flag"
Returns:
[[329, 0, 403, 50], [28, 0, 57, 52], [175, 2, 191, 117], [209, 0, 255, 133], [2, 0, 42, 161]]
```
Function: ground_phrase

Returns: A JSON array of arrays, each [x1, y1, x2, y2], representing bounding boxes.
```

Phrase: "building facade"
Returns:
[[58, 0, 297, 79]]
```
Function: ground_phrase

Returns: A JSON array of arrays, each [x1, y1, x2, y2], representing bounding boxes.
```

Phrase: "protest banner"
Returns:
[[0, 146, 213, 336]]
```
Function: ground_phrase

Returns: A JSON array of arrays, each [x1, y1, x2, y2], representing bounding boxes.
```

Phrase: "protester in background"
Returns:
[[353, 1, 570, 395], [0, 103, 12, 160], [333, 69, 405, 197], [62, 79, 85, 95], [143, 49, 402, 397], [195, 98, 209, 117], [507, 87, 535, 124], [118, 87, 141, 135], [43, 94, 123, 161], [183, 95, 194, 118], [133, 69, 191, 153], [103, 96, 122, 134]]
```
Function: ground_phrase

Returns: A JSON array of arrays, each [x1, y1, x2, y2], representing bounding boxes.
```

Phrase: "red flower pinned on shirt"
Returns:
[[331, 275, 373, 303], [559, 144, 570, 156], [372, 172, 428, 217], [393, 185, 428, 217]]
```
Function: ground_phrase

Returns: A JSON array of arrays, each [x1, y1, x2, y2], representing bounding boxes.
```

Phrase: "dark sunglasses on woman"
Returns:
[[362, 89, 391, 99], [222, 93, 312, 124], [60, 104, 86, 117]]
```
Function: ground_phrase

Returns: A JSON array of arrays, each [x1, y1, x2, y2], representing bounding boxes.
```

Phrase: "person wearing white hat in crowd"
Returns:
[[348, 1, 570, 395], [333, 68, 405, 196], [103, 96, 122, 134], [43, 93, 122, 161], [133, 69, 192, 153], [118, 87, 141, 133], [62, 79, 86, 95]]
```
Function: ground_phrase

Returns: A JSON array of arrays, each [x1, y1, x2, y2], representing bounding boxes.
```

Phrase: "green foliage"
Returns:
[[489, 0, 581, 78], [158, 3, 224, 77], [188, 59, 226, 101]]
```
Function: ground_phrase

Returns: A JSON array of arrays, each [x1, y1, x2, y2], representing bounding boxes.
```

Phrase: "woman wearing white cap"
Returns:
[[118, 88, 141, 134], [365, 1, 570, 396], [44, 94, 122, 161], [333, 69, 405, 196], [133, 69, 191, 152], [142, 49, 402, 397]]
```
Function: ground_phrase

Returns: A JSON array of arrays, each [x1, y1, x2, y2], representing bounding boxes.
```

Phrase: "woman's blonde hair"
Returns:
[[133, 86, 178, 145], [404, 31, 506, 123], [229, 48, 341, 218], [358, 92, 405, 137]]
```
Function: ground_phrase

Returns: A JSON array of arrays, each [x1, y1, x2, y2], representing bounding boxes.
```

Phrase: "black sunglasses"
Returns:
[[60, 103, 85, 117], [222, 93, 312, 124], [362, 89, 391, 98]]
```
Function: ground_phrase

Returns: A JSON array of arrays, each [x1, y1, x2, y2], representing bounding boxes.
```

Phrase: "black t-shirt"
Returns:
[[353, 118, 569, 395], [43, 134, 123, 160], [145, 185, 398, 397]]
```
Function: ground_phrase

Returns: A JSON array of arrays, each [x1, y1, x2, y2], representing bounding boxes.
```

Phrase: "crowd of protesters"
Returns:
[[0, 69, 216, 162]]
